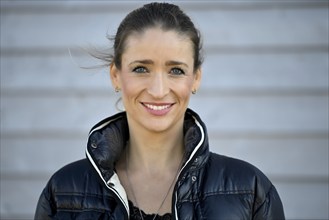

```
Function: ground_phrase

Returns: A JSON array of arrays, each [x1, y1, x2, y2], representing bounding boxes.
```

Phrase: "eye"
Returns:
[[132, 66, 148, 74], [170, 68, 185, 75]]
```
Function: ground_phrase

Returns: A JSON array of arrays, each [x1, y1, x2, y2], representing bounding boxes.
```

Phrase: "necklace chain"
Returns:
[[125, 148, 183, 220]]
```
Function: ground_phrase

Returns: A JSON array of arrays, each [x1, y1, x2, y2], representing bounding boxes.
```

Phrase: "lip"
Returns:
[[142, 102, 174, 116]]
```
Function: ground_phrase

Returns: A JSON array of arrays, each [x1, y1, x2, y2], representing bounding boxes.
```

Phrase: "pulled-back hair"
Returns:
[[97, 2, 203, 72]]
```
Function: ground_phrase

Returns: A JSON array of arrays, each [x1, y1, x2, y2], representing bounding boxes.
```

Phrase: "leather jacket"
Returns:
[[35, 109, 285, 219]]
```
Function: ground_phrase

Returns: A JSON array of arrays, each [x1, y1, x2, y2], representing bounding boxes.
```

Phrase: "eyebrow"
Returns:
[[129, 59, 189, 68], [129, 60, 153, 66], [165, 60, 189, 68]]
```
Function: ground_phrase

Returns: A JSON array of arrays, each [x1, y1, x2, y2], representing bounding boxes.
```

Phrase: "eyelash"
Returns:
[[132, 66, 185, 75], [132, 66, 148, 73], [170, 68, 185, 75]]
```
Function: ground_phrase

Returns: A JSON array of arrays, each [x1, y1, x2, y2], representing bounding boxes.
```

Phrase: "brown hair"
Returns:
[[94, 2, 203, 72]]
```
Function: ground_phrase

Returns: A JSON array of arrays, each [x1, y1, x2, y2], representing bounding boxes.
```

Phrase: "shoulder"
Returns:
[[46, 159, 100, 192], [55, 158, 90, 173], [51, 159, 92, 179], [208, 153, 267, 176], [205, 153, 285, 218], [195, 155, 285, 218], [204, 153, 273, 193], [37, 160, 124, 216]]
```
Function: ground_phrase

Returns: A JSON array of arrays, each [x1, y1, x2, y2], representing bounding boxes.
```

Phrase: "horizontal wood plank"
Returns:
[[275, 181, 329, 219], [1, 179, 46, 220], [210, 138, 328, 178], [1, 1, 327, 14], [202, 52, 329, 91], [194, 7, 328, 47], [190, 95, 328, 133], [0, 138, 85, 175]]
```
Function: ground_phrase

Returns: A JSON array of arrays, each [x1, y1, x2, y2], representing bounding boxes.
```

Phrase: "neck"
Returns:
[[126, 121, 185, 175]]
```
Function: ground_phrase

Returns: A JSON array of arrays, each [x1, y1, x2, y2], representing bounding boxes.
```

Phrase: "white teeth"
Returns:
[[144, 103, 171, 111]]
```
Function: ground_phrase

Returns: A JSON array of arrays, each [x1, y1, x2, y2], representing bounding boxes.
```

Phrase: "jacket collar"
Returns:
[[85, 108, 209, 184], [85, 108, 209, 218]]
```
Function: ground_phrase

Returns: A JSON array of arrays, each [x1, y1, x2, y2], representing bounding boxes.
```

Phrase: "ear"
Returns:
[[110, 63, 121, 90], [192, 68, 202, 92]]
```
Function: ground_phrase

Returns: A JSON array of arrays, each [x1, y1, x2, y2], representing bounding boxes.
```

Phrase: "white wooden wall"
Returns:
[[1, 1, 328, 219]]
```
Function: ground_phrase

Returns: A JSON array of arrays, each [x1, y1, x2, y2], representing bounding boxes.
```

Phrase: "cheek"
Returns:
[[120, 77, 136, 98], [172, 79, 194, 99], [120, 81, 138, 110], [119, 74, 144, 102]]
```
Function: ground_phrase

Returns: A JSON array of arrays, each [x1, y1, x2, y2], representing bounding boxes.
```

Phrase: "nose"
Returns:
[[147, 73, 169, 98]]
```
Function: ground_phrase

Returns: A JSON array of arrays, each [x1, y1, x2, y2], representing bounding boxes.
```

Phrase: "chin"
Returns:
[[142, 118, 174, 133]]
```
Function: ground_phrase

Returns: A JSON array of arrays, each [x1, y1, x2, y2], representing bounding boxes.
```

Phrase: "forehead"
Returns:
[[122, 28, 193, 61]]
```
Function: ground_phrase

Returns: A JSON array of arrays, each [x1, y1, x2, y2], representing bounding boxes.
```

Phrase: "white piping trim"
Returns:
[[88, 117, 122, 137], [86, 148, 129, 216], [174, 115, 205, 220], [85, 117, 129, 217]]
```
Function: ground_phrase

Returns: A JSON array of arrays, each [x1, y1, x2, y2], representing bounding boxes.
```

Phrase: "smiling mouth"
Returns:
[[143, 103, 172, 111]]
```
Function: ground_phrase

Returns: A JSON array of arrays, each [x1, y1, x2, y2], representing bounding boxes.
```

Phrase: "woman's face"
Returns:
[[110, 27, 201, 133]]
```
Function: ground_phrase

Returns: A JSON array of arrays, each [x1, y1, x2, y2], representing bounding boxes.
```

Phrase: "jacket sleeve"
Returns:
[[34, 183, 55, 220], [253, 184, 285, 220]]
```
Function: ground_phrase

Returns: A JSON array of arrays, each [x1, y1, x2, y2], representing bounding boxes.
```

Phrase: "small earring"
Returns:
[[115, 87, 120, 93], [192, 89, 197, 94]]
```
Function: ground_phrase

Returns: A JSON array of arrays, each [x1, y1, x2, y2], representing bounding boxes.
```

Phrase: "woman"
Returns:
[[35, 2, 285, 220]]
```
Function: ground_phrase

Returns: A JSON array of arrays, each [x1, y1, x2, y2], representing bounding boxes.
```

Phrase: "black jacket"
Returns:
[[35, 109, 285, 219]]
